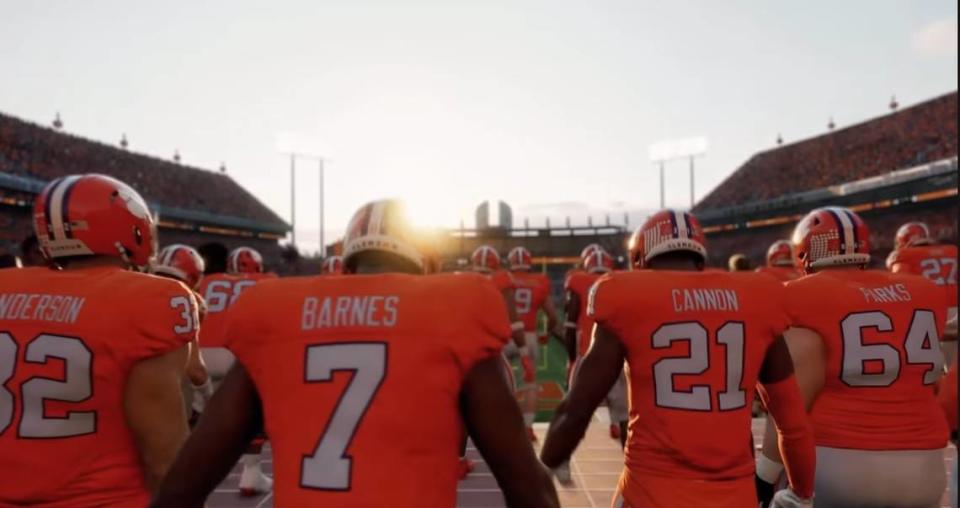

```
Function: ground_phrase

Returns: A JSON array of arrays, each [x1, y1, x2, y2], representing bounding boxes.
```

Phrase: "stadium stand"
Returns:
[[0, 112, 289, 266], [696, 92, 957, 209], [695, 92, 958, 269]]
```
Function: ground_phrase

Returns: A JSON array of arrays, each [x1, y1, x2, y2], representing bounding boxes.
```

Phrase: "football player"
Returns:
[[196, 245, 278, 496], [506, 246, 564, 440], [154, 244, 214, 420], [887, 221, 958, 365], [542, 209, 815, 508], [756, 240, 802, 282], [563, 248, 628, 452], [0, 174, 198, 506], [759, 207, 949, 508], [321, 254, 343, 275], [152, 199, 560, 508]]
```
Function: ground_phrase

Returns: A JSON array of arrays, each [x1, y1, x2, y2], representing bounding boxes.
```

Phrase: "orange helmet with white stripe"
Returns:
[[507, 246, 532, 271], [321, 255, 343, 275], [894, 222, 933, 250], [628, 209, 706, 269], [579, 243, 602, 260], [471, 245, 501, 273], [32, 174, 157, 270], [155, 244, 206, 289], [227, 247, 264, 274], [583, 248, 614, 273], [343, 199, 423, 272], [792, 206, 870, 272], [766, 240, 794, 267]]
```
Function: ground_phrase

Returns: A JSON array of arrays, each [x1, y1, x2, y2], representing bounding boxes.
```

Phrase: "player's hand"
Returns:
[[519, 348, 536, 383], [755, 473, 775, 507], [771, 489, 812, 508]]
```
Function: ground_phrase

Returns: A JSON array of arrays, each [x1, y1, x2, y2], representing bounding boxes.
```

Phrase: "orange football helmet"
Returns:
[[894, 222, 933, 250], [343, 199, 423, 272], [321, 255, 343, 275], [471, 245, 501, 273], [227, 247, 264, 274], [155, 244, 206, 289], [507, 246, 532, 271], [628, 209, 706, 269], [766, 240, 794, 267], [792, 207, 870, 272], [583, 248, 614, 274], [32, 174, 157, 270]]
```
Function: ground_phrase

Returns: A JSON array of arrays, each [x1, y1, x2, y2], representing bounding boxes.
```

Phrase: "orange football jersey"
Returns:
[[940, 360, 958, 433], [784, 270, 949, 450], [0, 266, 198, 507], [224, 273, 510, 507], [589, 270, 790, 481], [887, 244, 958, 309], [565, 270, 602, 356], [509, 271, 551, 332], [487, 269, 516, 292], [754, 265, 801, 283], [197, 272, 277, 348]]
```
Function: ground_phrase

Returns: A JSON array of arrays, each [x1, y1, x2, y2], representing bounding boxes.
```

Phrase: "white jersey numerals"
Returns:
[[920, 258, 957, 286], [841, 310, 944, 387], [170, 296, 198, 334], [0, 333, 96, 438], [514, 288, 533, 315], [204, 280, 256, 313], [300, 343, 387, 490], [651, 322, 746, 412]]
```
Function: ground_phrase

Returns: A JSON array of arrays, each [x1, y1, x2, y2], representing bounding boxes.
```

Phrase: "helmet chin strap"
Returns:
[[115, 241, 148, 272]]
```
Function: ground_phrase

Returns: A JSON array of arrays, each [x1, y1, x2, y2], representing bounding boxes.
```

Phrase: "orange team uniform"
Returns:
[[565, 270, 602, 356], [783, 270, 949, 450], [510, 271, 550, 332], [940, 360, 958, 434], [588, 271, 792, 508], [197, 272, 277, 348], [887, 244, 958, 318], [754, 265, 801, 283], [0, 266, 198, 508], [224, 273, 510, 507]]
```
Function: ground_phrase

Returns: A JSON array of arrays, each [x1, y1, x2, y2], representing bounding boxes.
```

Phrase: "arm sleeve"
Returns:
[[129, 279, 199, 362], [757, 376, 816, 499], [585, 274, 616, 325]]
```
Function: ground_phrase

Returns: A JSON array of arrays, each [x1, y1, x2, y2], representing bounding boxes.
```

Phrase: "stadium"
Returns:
[[0, 4, 957, 508]]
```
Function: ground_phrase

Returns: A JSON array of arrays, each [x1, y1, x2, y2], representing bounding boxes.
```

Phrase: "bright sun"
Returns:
[[405, 197, 461, 230]]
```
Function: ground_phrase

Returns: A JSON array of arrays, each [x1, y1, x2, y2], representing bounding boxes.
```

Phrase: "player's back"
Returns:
[[784, 270, 948, 450], [565, 270, 602, 356], [197, 272, 277, 348], [510, 271, 550, 331], [888, 244, 958, 310], [0, 266, 195, 507], [589, 270, 789, 480], [225, 272, 509, 507]]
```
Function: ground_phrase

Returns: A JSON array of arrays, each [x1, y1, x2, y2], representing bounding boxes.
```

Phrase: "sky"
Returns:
[[1, 0, 957, 253]]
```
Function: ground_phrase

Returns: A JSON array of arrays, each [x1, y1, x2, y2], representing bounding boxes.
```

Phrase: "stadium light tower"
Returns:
[[648, 137, 708, 209], [283, 152, 328, 253]]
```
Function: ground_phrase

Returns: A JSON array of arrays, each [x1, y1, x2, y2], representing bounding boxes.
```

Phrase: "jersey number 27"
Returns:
[[300, 342, 387, 491]]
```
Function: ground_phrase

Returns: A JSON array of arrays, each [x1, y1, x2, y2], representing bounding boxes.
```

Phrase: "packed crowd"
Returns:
[[0, 112, 284, 226], [696, 92, 958, 210]]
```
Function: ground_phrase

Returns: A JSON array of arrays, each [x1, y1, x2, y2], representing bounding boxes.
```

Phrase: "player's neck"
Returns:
[[62, 256, 128, 271]]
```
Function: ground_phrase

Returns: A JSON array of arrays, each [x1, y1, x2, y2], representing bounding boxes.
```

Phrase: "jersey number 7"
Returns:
[[300, 342, 387, 491]]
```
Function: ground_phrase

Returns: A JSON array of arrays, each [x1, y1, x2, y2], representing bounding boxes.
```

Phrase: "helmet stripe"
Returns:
[[674, 210, 688, 238], [59, 176, 79, 239], [826, 208, 853, 255], [42, 177, 65, 240], [842, 209, 860, 253], [49, 175, 81, 241], [368, 202, 385, 237]]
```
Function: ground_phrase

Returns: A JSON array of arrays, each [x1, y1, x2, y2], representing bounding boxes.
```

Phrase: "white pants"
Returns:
[[201, 347, 236, 385], [814, 446, 946, 508], [502, 334, 540, 389], [570, 356, 628, 422]]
